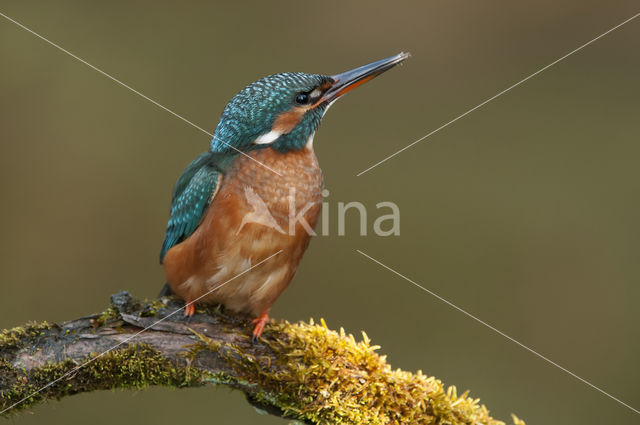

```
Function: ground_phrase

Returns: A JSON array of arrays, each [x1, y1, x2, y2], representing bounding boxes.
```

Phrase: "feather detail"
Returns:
[[159, 152, 221, 263]]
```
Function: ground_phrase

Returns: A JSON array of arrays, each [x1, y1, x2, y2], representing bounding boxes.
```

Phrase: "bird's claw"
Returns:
[[184, 300, 195, 323], [251, 312, 269, 343]]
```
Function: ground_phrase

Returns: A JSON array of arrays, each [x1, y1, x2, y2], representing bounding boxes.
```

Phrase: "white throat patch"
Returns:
[[306, 132, 316, 149]]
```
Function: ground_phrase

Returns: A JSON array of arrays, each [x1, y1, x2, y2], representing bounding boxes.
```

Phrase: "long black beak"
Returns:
[[320, 52, 410, 104]]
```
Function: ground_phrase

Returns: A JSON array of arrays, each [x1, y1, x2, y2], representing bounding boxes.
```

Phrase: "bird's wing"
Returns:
[[159, 152, 221, 263]]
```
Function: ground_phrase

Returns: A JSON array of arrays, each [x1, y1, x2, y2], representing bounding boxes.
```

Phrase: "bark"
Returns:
[[0, 291, 523, 425]]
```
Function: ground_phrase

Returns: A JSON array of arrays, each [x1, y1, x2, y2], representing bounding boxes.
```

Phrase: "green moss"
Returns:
[[0, 344, 206, 412], [194, 318, 524, 425], [139, 298, 169, 318], [89, 307, 121, 329], [0, 322, 53, 352], [0, 302, 525, 423]]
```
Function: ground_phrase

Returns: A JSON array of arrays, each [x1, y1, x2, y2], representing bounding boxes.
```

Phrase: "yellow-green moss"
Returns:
[[92, 297, 165, 326], [0, 304, 525, 423], [0, 322, 52, 351], [89, 307, 120, 329], [1, 344, 205, 412], [511, 414, 526, 425], [139, 298, 170, 318], [194, 319, 524, 425]]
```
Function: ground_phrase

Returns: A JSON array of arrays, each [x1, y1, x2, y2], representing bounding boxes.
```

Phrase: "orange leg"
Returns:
[[251, 311, 270, 342], [184, 299, 195, 317]]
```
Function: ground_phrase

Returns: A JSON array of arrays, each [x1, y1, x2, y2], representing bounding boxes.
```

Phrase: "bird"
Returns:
[[159, 52, 409, 341]]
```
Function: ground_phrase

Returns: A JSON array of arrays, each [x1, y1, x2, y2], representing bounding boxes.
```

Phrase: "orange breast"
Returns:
[[162, 145, 323, 316]]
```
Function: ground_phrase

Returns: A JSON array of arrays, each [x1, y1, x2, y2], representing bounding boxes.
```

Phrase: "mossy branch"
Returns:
[[0, 292, 524, 424]]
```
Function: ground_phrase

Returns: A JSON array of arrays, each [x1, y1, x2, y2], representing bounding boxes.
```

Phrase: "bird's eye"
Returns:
[[295, 93, 310, 104]]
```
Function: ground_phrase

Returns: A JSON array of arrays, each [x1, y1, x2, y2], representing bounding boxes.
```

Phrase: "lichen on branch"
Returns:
[[0, 292, 524, 424]]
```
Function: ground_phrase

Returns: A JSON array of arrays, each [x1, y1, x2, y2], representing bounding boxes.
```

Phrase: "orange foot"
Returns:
[[251, 312, 269, 343], [184, 300, 195, 317]]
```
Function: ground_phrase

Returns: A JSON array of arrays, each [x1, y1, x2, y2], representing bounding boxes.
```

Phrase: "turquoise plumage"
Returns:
[[159, 152, 220, 262]]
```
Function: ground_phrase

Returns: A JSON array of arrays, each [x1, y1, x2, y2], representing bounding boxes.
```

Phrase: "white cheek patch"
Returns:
[[309, 88, 322, 101], [254, 130, 282, 145]]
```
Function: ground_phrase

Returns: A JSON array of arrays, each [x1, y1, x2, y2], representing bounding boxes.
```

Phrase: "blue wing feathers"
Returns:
[[159, 152, 220, 263]]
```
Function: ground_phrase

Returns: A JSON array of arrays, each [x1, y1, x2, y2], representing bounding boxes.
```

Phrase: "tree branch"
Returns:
[[0, 291, 524, 424]]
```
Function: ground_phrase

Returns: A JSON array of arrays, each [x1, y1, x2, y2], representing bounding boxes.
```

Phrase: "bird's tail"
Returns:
[[158, 283, 173, 297]]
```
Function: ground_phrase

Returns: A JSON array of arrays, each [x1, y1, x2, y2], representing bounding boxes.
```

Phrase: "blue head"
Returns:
[[210, 53, 409, 154]]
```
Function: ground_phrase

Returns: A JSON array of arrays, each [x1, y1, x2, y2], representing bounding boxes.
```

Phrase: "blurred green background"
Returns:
[[1, 1, 639, 423]]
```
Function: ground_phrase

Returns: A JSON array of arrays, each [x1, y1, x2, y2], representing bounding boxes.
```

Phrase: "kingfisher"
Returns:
[[159, 53, 409, 340]]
